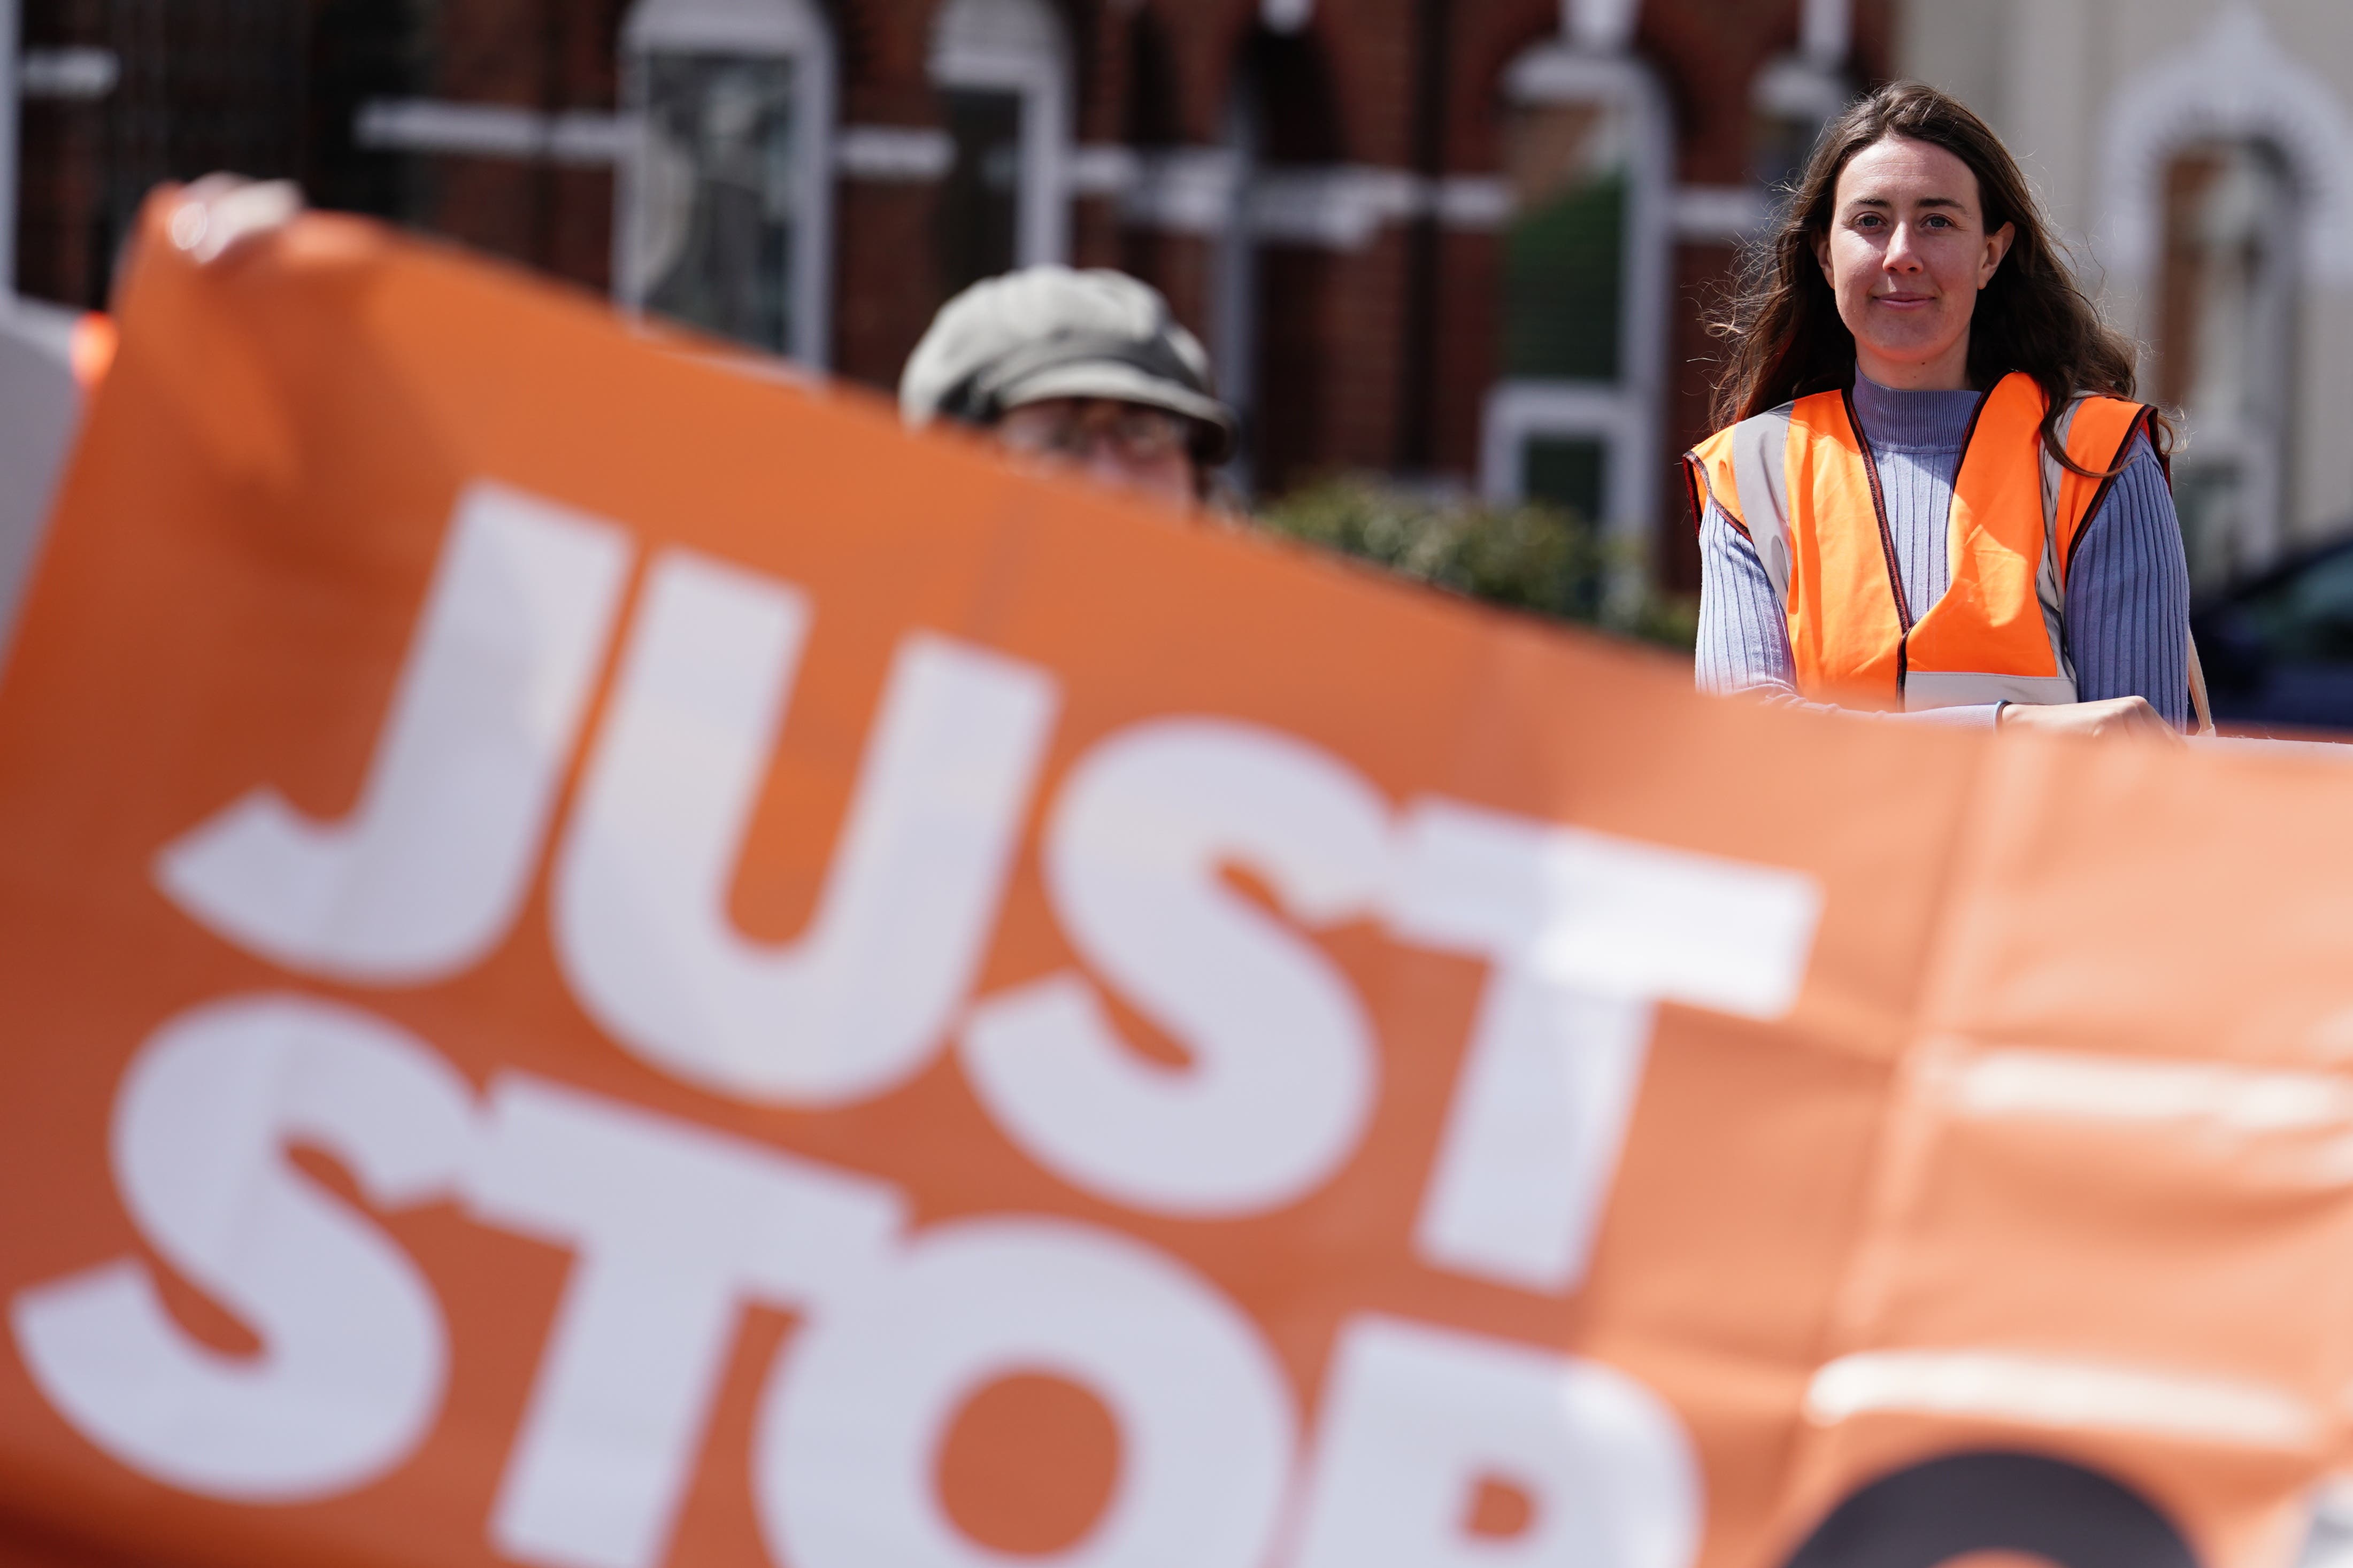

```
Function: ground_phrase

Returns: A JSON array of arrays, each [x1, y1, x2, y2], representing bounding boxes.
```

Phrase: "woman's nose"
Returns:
[[1882, 223, 1925, 271]]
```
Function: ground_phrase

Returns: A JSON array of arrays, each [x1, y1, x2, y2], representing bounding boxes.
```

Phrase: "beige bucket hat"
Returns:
[[898, 265, 1238, 464]]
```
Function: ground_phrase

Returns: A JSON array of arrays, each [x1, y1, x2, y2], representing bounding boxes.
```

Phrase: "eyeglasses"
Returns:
[[997, 403, 1193, 464]]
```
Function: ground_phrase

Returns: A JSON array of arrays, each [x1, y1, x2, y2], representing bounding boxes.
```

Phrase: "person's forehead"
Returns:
[[1006, 396, 1183, 423], [1836, 135, 1980, 207]]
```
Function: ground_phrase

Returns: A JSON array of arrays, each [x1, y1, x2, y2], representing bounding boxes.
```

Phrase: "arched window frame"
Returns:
[[2097, 7, 2353, 576], [1478, 42, 1673, 561], [927, 0, 1073, 269], [615, 0, 838, 368], [2154, 138, 2300, 583]]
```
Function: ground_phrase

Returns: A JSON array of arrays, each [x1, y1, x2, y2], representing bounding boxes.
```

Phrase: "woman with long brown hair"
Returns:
[[1688, 82, 2193, 738]]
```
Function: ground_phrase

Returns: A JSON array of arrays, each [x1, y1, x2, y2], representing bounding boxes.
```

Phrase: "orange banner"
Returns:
[[1, 195, 2351, 1568]]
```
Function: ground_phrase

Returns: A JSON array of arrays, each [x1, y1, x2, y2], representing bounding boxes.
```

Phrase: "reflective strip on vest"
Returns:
[[1684, 373, 2152, 712]]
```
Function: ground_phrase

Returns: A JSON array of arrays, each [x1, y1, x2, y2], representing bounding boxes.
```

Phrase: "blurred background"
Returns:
[[0, 0, 2348, 704]]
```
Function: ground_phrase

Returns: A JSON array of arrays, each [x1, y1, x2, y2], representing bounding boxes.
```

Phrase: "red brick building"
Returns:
[[13, 0, 1888, 586]]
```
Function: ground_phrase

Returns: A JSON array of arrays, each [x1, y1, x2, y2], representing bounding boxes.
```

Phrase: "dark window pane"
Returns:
[[2158, 139, 2297, 591], [1524, 436, 1607, 522], [1748, 61, 1847, 195], [1751, 113, 1819, 196], [307, 0, 435, 227], [938, 87, 1022, 295], [1242, 27, 1339, 165], [1123, 10, 1181, 146], [1502, 168, 1625, 381], [638, 51, 797, 354]]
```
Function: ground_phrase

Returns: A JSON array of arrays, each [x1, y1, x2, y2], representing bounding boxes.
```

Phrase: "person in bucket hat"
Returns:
[[900, 265, 1237, 510]]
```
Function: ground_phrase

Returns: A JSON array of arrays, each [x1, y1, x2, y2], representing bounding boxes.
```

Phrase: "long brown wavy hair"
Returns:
[[1711, 81, 2164, 473]]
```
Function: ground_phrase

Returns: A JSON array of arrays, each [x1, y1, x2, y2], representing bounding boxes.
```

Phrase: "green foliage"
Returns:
[[1252, 476, 1697, 652]]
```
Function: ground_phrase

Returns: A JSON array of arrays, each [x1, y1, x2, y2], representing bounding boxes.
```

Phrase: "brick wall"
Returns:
[[833, 182, 942, 386], [12, 0, 1889, 571]]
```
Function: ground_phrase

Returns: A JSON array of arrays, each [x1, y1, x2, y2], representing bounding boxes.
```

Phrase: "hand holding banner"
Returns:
[[0, 192, 2350, 1568]]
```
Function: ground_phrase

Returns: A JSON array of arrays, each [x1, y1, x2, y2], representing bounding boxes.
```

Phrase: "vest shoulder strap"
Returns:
[[1683, 427, 1742, 535], [2048, 393, 2157, 588], [1686, 400, 1806, 604]]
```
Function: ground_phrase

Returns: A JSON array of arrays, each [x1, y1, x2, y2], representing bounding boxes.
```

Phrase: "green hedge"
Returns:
[[1252, 477, 1697, 652]]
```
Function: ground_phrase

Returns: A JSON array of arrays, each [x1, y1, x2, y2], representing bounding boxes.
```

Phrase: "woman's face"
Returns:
[[1814, 135, 2016, 391]]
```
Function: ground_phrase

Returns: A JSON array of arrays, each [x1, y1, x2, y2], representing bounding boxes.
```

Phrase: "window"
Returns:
[[617, 0, 835, 365], [1748, 55, 1846, 196], [937, 87, 1024, 291], [929, 0, 1071, 294], [1480, 45, 1670, 553], [635, 55, 797, 350], [2157, 140, 2297, 591], [1501, 98, 1627, 383]]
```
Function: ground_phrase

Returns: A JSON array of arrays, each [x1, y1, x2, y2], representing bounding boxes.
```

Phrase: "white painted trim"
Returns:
[[1068, 143, 1141, 197], [1260, 0, 1312, 34], [18, 46, 116, 101], [1116, 158, 1504, 246], [355, 100, 629, 166], [1247, 165, 1422, 249], [1261, 0, 1318, 33], [928, 0, 1072, 265], [616, 0, 835, 369], [0, 297, 82, 669], [1751, 54, 1846, 123], [0, 292, 77, 364], [1672, 183, 1768, 243], [1434, 175, 1511, 230], [623, 0, 825, 55], [1122, 146, 1244, 234], [2096, 7, 2353, 288], [1484, 43, 1673, 566], [1481, 381, 1654, 539], [1798, 0, 1849, 67], [359, 99, 542, 158], [1565, 0, 1639, 54], [834, 125, 955, 180], [550, 113, 632, 164]]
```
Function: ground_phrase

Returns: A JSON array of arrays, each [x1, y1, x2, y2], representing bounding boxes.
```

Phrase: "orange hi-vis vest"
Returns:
[[1683, 372, 2156, 712]]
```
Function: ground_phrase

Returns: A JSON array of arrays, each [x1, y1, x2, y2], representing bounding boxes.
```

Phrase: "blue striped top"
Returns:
[[1694, 374, 2191, 728]]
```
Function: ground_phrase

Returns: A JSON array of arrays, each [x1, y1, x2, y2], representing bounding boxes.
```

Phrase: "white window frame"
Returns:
[[2155, 140, 2301, 581], [2097, 7, 2353, 575], [616, 0, 837, 368], [1478, 43, 1671, 561], [927, 0, 1073, 269]]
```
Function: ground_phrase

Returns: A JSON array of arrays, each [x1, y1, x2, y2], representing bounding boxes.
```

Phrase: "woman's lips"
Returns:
[[1873, 293, 1936, 310]]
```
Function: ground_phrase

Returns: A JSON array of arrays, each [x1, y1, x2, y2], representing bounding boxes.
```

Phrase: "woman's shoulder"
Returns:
[[1694, 389, 1840, 452], [2074, 426, 2175, 543], [2058, 389, 2165, 477]]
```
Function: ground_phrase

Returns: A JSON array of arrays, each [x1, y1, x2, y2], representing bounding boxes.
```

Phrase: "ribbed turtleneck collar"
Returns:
[[1850, 372, 1983, 455]]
